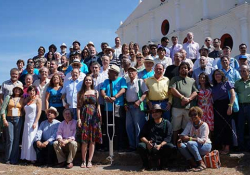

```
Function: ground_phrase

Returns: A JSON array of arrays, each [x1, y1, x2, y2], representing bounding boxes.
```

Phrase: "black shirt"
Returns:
[[164, 65, 179, 81], [139, 119, 173, 145]]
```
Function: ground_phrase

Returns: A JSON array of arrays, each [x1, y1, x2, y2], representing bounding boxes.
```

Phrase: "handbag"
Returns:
[[228, 91, 239, 112], [202, 150, 221, 169], [137, 79, 147, 112]]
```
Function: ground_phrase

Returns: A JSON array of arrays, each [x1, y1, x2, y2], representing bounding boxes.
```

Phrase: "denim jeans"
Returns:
[[237, 105, 250, 150], [179, 141, 211, 161], [126, 105, 146, 149], [4, 116, 23, 164], [150, 100, 170, 121]]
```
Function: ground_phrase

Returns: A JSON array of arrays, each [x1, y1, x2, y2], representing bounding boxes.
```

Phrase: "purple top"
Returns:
[[56, 119, 77, 140], [212, 81, 234, 101]]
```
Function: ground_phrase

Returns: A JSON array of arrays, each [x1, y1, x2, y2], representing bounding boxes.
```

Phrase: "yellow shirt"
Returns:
[[145, 76, 172, 103], [7, 98, 22, 117]]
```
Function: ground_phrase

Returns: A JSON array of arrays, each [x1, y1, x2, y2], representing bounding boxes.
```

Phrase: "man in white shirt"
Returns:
[[112, 37, 122, 59], [61, 68, 83, 120], [154, 47, 172, 73], [170, 36, 183, 61], [183, 32, 200, 62], [64, 59, 86, 82], [33, 67, 50, 123], [193, 45, 214, 70], [60, 43, 67, 57]]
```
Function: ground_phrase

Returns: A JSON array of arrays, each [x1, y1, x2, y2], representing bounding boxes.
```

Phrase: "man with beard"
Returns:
[[33, 46, 46, 68], [169, 62, 198, 145]]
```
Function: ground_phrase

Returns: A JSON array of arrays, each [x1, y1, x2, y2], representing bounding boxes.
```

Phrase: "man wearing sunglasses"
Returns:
[[235, 43, 250, 66]]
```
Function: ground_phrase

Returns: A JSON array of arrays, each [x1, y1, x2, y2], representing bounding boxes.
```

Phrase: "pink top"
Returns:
[[56, 119, 77, 140]]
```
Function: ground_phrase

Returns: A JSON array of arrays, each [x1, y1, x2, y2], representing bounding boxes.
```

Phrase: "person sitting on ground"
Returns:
[[137, 104, 175, 171], [178, 106, 212, 172], [53, 109, 78, 169], [33, 107, 61, 167]]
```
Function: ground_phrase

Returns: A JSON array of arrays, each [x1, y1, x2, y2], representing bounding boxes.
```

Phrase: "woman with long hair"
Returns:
[[45, 74, 64, 121], [77, 75, 102, 168], [198, 73, 214, 131], [118, 43, 129, 63], [81, 48, 90, 64], [0, 86, 24, 164], [21, 86, 42, 163], [212, 69, 235, 154]]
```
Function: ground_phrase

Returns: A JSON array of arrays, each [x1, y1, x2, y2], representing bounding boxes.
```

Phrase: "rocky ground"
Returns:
[[0, 151, 249, 175]]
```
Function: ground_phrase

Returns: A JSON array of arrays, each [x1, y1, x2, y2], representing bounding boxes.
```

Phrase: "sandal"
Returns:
[[80, 161, 86, 168], [192, 164, 206, 172], [87, 161, 92, 168]]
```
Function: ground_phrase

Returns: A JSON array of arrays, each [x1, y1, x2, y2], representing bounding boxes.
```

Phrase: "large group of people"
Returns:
[[0, 32, 250, 171]]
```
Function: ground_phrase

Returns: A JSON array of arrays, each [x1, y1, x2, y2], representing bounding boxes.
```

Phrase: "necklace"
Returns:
[[27, 96, 36, 106]]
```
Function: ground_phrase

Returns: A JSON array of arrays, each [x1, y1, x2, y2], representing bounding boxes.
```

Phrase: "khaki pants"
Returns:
[[53, 140, 78, 163]]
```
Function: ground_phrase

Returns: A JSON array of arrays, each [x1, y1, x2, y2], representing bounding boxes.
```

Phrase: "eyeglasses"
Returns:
[[240, 47, 246, 49], [189, 113, 197, 117], [205, 40, 211, 42]]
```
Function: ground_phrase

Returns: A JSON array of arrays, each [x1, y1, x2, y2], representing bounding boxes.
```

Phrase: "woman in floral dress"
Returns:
[[197, 73, 214, 131], [77, 75, 102, 168]]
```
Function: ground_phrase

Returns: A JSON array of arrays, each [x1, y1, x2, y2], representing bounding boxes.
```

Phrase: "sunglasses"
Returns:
[[136, 57, 143, 59], [190, 113, 197, 117]]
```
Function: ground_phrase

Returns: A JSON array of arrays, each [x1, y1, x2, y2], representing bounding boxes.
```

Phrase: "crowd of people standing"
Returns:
[[0, 32, 250, 171]]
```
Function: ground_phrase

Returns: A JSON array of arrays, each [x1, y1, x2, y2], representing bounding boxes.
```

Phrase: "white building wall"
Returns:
[[116, 0, 250, 57]]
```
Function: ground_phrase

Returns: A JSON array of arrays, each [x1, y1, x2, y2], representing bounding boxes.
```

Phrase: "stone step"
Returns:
[[1, 142, 249, 168]]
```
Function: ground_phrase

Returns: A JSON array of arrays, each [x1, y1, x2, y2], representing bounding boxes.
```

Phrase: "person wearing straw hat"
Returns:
[[65, 51, 88, 75], [101, 64, 127, 151], [138, 104, 175, 171], [33, 106, 60, 167], [64, 59, 86, 82], [138, 55, 155, 80], [125, 66, 148, 151], [0, 85, 24, 164], [60, 43, 67, 57]]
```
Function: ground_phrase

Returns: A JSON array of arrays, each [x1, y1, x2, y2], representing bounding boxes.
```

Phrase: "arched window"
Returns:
[[220, 33, 233, 50], [161, 20, 170, 36]]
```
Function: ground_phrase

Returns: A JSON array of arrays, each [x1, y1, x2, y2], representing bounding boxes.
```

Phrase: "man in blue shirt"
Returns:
[[33, 107, 61, 166], [138, 55, 155, 80], [101, 64, 127, 151], [221, 55, 241, 85], [61, 68, 83, 120], [65, 52, 88, 75]]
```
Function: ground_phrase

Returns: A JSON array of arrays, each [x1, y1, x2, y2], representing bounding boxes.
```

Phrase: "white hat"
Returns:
[[60, 43, 67, 48], [70, 59, 82, 67], [87, 41, 95, 47], [144, 55, 154, 63], [109, 64, 120, 73], [46, 107, 59, 117]]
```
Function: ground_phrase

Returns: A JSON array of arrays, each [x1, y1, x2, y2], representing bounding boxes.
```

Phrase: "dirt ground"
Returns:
[[0, 161, 248, 175]]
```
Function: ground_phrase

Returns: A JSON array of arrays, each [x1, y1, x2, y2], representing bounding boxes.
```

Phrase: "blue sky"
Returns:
[[0, 0, 138, 83]]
